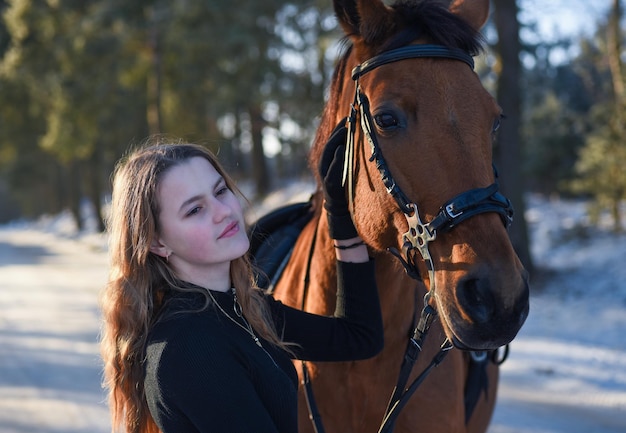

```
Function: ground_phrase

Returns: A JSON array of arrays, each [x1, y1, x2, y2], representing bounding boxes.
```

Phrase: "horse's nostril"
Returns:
[[456, 277, 495, 325]]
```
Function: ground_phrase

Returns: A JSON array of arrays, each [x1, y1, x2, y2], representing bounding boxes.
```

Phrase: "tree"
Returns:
[[0, 78, 53, 221], [0, 0, 149, 230], [492, 0, 534, 273], [520, 36, 593, 194], [571, 0, 626, 231], [0, 0, 73, 221], [0, 0, 338, 227]]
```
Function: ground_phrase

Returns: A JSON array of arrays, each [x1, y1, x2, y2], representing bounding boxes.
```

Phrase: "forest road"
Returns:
[[0, 228, 110, 433]]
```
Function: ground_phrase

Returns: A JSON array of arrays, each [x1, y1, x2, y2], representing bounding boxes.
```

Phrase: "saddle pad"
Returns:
[[248, 201, 314, 291]]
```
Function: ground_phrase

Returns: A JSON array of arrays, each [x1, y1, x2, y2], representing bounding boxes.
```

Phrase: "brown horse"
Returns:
[[270, 0, 529, 432]]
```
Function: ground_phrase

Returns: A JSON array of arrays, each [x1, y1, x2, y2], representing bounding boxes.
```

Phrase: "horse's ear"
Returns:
[[334, 0, 361, 36], [334, 0, 393, 46], [449, 0, 490, 31]]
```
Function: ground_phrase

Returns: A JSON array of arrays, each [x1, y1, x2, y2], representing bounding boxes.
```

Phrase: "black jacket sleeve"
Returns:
[[267, 259, 384, 361]]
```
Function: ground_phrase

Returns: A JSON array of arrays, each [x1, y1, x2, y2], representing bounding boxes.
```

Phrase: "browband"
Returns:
[[351, 44, 475, 80]]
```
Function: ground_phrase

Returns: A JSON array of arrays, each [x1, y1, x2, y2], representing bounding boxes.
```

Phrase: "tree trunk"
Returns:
[[492, 0, 534, 273], [608, 0, 625, 232], [68, 159, 84, 232], [249, 103, 270, 197], [88, 145, 106, 232], [146, 8, 163, 135], [608, 0, 624, 108]]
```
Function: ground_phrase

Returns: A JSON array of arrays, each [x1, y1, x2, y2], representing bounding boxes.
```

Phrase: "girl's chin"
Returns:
[[232, 236, 251, 258]]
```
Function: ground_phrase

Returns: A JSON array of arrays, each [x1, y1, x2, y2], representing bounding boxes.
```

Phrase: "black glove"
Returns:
[[319, 118, 358, 240]]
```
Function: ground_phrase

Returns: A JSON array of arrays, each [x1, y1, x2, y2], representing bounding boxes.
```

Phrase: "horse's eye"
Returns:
[[374, 113, 399, 130], [492, 114, 505, 133]]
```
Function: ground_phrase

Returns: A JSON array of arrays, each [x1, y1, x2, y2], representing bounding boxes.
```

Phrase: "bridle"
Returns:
[[345, 44, 513, 300], [302, 43, 514, 433]]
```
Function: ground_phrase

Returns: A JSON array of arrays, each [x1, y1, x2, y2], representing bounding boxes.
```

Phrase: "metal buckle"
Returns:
[[445, 203, 463, 219]]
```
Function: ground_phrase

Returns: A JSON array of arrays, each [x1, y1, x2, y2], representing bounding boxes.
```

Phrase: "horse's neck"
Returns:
[[302, 213, 342, 315], [273, 206, 427, 333], [373, 250, 428, 342]]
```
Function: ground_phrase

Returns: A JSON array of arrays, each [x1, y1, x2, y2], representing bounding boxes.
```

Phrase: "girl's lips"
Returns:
[[219, 221, 239, 239]]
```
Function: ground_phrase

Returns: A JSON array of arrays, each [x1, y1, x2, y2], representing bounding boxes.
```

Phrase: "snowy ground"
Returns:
[[488, 194, 626, 433], [0, 190, 624, 432]]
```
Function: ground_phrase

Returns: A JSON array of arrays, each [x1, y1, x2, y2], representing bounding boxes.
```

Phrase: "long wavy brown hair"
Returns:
[[100, 141, 288, 433]]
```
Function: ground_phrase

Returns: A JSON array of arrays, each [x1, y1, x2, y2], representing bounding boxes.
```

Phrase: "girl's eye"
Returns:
[[186, 206, 201, 216], [216, 186, 229, 196]]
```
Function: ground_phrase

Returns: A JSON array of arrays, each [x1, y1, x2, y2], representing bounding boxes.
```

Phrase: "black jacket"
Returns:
[[144, 259, 383, 433]]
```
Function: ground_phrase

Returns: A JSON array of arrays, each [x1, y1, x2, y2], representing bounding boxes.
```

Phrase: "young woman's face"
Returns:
[[151, 156, 250, 287]]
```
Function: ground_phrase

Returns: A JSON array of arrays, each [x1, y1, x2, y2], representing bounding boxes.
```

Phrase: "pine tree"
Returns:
[[571, 0, 626, 231]]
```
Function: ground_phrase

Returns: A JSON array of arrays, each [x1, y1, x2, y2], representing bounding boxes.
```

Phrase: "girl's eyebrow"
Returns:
[[178, 194, 203, 213], [177, 176, 224, 213]]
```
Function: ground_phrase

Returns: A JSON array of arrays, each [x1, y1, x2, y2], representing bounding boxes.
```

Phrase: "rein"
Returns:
[[303, 43, 514, 433]]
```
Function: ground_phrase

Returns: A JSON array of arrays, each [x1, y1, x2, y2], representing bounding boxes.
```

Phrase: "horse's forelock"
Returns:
[[385, 0, 484, 54]]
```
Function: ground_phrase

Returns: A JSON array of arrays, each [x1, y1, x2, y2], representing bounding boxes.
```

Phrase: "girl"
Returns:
[[100, 124, 383, 433]]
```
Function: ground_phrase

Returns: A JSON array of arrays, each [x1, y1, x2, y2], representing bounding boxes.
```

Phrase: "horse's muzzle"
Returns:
[[443, 270, 530, 351]]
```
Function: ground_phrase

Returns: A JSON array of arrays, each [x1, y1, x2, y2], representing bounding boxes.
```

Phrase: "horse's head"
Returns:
[[311, 0, 529, 351]]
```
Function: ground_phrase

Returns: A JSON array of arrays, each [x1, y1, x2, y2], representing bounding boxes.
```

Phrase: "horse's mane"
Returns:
[[308, 43, 352, 190], [308, 0, 484, 189]]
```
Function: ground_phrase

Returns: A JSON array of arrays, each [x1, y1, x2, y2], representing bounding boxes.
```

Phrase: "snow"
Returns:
[[488, 194, 626, 433], [0, 189, 624, 432]]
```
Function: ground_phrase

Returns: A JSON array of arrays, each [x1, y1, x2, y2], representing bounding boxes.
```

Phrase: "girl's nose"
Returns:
[[212, 198, 232, 222]]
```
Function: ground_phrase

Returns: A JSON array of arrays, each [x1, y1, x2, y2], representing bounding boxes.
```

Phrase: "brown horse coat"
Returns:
[[271, 1, 529, 432]]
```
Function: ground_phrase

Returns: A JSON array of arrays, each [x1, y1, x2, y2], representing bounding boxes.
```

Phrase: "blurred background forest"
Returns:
[[0, 0, 625, 274]]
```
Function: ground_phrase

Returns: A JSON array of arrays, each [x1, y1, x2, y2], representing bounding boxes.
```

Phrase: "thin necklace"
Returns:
[[207, 288, 262, 347], [208, 288, 280, 368]]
